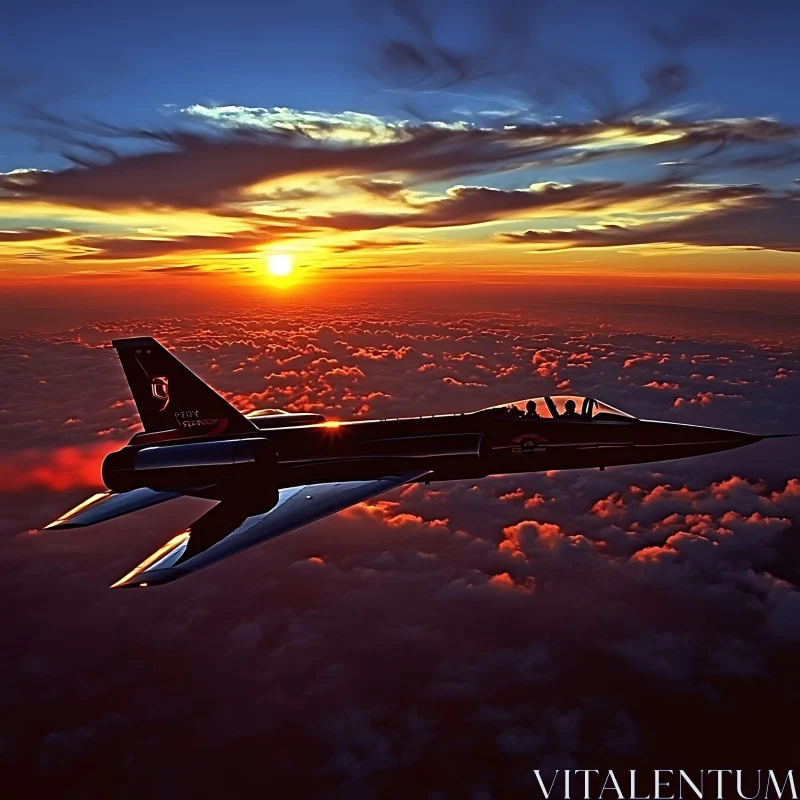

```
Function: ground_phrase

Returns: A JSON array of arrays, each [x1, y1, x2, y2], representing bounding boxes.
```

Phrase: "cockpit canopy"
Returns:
[[246, 408, 327, 428], [478, 395, 635, 421]]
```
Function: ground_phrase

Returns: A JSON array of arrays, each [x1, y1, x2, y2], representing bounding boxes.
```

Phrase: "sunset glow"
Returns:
[[267, 253, 293, 277], [3, 0, 800, 791]]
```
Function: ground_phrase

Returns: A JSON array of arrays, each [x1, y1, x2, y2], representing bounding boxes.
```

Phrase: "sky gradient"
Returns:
[[3, 2, 800, 793], [2, 0, 800, 309]]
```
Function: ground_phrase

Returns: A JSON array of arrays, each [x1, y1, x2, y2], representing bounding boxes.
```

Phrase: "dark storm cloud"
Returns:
[[498, 192, 800, 253]]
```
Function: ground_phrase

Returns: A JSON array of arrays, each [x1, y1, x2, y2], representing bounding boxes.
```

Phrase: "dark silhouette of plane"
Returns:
[[43, 337, 793, 588]]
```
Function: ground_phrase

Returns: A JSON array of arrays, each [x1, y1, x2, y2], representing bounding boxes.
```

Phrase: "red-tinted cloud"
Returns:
[[1, 307, 800, 795], [0, 440, 122, 491]]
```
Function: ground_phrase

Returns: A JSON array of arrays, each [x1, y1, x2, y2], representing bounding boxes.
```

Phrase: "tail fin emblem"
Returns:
[[151, 376, 170, 411]]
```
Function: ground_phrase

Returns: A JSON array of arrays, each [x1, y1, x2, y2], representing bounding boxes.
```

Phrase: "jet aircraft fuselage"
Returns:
[[112, 405, 766, 492], [45, 337, 790, 588]]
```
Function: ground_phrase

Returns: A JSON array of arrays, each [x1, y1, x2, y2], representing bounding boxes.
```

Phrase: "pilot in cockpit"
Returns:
[[525, 400, 540, 417], [562, 399, 579, 418]]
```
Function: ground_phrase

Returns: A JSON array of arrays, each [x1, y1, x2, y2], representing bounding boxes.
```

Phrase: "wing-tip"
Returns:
[[110, 579, 147, 589], [42, 492, 112, 530], [43, 521, 83, 530], [109, 531, 191, 589], [111, 336, 159, 349], [110, 567, 186, 589]]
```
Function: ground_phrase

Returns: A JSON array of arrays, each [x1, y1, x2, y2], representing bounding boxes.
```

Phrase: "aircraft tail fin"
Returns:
[[112, 336, 256, 437]]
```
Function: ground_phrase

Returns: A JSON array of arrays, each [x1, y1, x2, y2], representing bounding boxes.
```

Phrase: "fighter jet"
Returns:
[[44, 336, 791, 588]]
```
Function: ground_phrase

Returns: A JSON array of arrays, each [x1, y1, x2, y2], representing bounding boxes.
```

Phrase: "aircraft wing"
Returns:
[[110, 469, 431, 588], [44, 487, 183, 529]]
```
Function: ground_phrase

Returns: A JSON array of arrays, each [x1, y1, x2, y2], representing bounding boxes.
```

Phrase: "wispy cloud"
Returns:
[[497, 193, 800, 254], [4, 112, 796, 217], [0, 227, 74, 242]]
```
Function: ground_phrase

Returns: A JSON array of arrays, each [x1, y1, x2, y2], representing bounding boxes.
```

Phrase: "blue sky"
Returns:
[[3, 0, 800, 174]]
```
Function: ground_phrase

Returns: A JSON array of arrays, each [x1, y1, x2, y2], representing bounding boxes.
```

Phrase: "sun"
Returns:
[[267, 253, 293, 277]]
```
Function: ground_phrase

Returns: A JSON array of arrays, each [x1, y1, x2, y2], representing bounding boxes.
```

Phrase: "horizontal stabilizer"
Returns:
[[44, 488, 182, 530], [111, 469, 431, 588]]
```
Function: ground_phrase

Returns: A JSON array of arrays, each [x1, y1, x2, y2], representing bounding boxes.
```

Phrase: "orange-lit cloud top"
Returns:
[[0, 440, 124, 492], [2, 304, 798, 465], [2, 107, 800, 287], [1, 308, 798, 784]]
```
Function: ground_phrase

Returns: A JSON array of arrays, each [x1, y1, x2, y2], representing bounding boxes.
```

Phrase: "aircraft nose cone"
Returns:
[[728, 430, 764, 446], [636, 420, 768, 452], [690, 430, 798, 446]]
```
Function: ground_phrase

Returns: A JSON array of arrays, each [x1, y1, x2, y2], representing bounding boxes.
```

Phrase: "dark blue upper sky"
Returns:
[[2, 0, 799, 175]]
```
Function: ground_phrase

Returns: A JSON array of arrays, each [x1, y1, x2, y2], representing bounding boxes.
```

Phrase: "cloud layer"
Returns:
[[499, 194, 800, 253], [1, 306, 800, 794], [3, 108, 800, 271]]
